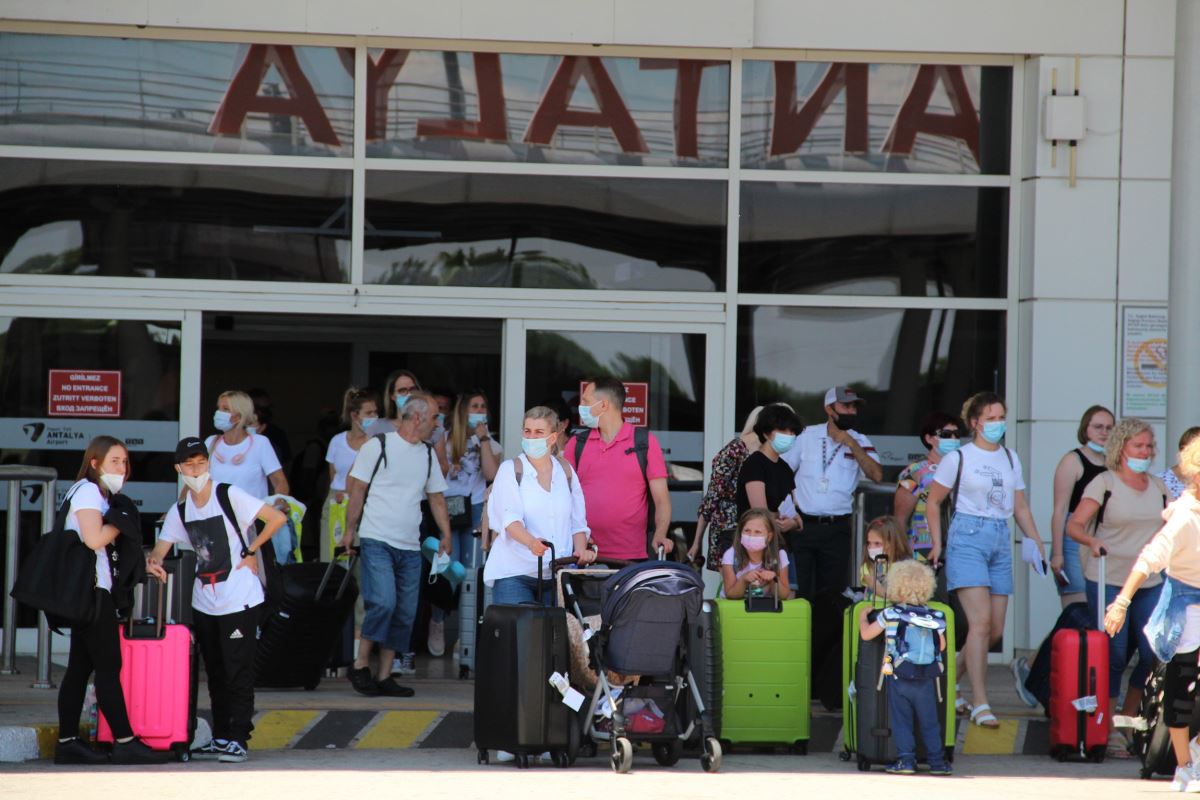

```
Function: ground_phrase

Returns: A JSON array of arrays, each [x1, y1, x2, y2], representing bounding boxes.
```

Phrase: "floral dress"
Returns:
[[698, 437, 751, 570]]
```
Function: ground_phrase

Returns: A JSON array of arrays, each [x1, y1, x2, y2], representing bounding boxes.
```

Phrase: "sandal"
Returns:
[[955, 691, 972, 717], [970, 703, 1000, 729], [1106, 731, 1132, 759]]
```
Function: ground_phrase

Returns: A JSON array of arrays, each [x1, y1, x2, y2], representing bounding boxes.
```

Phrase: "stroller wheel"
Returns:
[[611, 737, 634, 774], [652, 740, 682, 767], [580, 741, 598, 759], [701, 737, 722, 773]]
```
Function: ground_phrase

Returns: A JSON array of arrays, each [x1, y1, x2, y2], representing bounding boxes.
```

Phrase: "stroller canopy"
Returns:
[[599, 561, 705, 676]]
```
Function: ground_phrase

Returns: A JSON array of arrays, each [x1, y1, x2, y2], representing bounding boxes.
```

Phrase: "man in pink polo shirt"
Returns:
[[567, 377, 673, 561]]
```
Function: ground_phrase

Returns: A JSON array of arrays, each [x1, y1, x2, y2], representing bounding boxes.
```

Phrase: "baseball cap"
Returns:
[[824, 386, 863, 406], [174, 436, 208, 463]]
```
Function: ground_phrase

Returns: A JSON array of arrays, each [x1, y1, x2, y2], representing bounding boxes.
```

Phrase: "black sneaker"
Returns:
[[376, 677, 415, 697], [54, 738, 109, 765], [884, 760, 916, 775], [111, 738, 171, 765], [218, 740, 248, 763], [349, 666, 381, 697], [191, 738, 229, 760]]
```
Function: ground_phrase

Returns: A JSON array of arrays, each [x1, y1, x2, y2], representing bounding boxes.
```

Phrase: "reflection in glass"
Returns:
[[365, 173, 724, 291], [0, 159, 351, 282], [366, 50, 729, 167], [741, 61, 1011, 175], [739, 183, 1008, 298], [525, 330, 706, 471], [736, 306, 1004, 436], [0, 34, 354, 156]]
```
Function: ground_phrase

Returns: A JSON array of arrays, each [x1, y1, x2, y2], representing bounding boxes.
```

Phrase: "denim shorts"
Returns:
[[945, 513, 1013, 595], [1058, 529, 1087, 596]]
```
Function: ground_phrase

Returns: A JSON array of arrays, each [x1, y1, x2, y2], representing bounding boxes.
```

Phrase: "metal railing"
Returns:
[[1, 465, 58, 688]]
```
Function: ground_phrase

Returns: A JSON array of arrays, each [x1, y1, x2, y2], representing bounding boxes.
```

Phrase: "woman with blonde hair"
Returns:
[[207, 390, 288, 499], [1067, 416, 1167, 757], [1106, 435, 1200, 788]]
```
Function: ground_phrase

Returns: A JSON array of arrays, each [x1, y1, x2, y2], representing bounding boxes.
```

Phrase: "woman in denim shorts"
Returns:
[[925, 391, 1045, 730]]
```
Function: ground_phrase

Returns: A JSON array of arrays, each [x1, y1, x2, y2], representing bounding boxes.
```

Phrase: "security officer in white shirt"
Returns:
[[781, 386, 882, 599]]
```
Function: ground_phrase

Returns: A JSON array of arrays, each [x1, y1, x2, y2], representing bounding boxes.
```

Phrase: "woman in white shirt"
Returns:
[[925, 391, 1045, 730], [321, 387, 379, 561], [55, 436, 168, 765], [206, 390, 288, 499], [484, 406, 597, 605]]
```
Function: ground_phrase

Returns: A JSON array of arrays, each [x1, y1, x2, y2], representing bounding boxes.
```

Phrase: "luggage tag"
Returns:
[[548, 671, 585, 712], [817, 477, 830, 494]]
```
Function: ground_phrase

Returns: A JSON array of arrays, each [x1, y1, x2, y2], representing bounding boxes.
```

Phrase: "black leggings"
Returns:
[[57, 590, 133, 740], [1164, 647, 1200, 728]]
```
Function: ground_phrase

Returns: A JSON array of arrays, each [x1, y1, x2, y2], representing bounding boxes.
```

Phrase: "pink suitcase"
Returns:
[[98, 577, 197, 761]]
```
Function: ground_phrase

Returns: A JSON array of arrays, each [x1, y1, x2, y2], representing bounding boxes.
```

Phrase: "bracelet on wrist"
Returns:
[[1113, 595, 1131, 609]]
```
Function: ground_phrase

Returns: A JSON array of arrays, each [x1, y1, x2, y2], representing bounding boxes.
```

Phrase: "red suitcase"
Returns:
[[97, 575, 198, 761], [1048, 551, 1110, 762]]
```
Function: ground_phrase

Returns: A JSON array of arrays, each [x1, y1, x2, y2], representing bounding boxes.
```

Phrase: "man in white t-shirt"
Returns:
[[782, 386, 883, 600], [149, 437, 286, 763], [342, 392, 452, 698]]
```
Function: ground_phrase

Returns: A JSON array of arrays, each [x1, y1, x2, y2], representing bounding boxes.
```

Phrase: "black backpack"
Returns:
[[573, 427, 657, 548]]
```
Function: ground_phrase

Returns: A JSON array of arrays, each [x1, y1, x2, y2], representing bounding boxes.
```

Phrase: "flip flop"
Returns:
[[970, 703, 1000, 729]]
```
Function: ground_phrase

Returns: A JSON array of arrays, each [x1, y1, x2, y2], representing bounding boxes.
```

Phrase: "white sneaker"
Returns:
[[1172, 766, 1189, 792], [428, 620, 445, 657], [1190, 737, 1200, 770], [1180, 765, 1200, 793], [495, 750, 515, 763], [538, 751, 553, 763], [397, 652, 416, 676]]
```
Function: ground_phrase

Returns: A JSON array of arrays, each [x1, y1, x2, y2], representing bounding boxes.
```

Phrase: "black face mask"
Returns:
[[833, 413, 857, 431]]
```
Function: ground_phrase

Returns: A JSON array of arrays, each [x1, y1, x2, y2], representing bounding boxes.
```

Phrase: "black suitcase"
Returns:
[[691, 599, 722, 737], [131, 547, 196, 626], [255, 557, 358, 690], [853, 623, 950, 769], [474, 545, 576, 768]]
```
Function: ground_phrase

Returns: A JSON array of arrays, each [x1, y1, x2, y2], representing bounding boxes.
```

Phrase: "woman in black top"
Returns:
[[736, 404, 803, 534], [1049, 405, 1113, 607]]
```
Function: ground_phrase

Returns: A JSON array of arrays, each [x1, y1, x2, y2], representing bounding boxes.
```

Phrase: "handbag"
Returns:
[[11, 486, 99, 628], [445, 494, 472, 530]]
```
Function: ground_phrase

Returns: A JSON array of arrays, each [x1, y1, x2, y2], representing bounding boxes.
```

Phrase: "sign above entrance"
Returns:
[[580, 381, 649, 428], [48, 370, 122, 418]]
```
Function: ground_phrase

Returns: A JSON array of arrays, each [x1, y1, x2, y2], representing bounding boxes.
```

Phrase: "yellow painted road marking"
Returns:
[[355, 711, 440, 750], [962, 718, 1020, 755], [252, 710, 321, 750]]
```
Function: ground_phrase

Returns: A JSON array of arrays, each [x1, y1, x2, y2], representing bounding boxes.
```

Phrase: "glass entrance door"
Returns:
[[506, 320, 725, 532]]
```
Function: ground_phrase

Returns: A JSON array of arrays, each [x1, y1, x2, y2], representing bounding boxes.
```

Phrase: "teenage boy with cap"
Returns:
[[781, 386, 882, 599], [147, 436, 286, 763]]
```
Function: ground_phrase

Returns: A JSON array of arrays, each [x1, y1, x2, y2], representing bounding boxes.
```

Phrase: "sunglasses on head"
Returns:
[[935, 429, 961, 439]]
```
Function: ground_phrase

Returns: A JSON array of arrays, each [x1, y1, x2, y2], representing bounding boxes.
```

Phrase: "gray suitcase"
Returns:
[[458, 533, 493, 679]]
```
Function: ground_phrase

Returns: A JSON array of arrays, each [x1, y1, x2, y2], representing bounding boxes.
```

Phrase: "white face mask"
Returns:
[[867, 546, 885, 561], [99, 472, 124, 494], [181, 472, 210, 493]]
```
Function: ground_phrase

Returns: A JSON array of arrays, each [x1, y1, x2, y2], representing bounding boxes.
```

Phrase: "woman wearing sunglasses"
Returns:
[[894, 411, 964, 560]]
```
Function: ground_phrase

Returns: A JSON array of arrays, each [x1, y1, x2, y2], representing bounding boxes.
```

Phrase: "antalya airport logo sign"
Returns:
[[22, 422, 46, 442], [20, 421, 85, 446]]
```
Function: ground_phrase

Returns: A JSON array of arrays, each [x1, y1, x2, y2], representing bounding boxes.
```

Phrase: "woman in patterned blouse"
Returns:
[[894, 411, 964, 558], [689, 407, 766, 570]]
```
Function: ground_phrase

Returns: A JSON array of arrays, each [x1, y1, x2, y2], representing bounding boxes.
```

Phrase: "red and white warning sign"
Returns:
[[48, 370, 122, 418], [579, 381, 649, 427]]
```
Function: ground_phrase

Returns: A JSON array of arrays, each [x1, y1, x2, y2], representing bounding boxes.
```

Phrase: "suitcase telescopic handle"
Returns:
[[536, 539, 556, 601], [1096, 547, 1107, 631], [316, 548, 358, 602]]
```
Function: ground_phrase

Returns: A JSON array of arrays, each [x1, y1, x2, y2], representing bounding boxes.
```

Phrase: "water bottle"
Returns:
[[83, 683, 98, 741]]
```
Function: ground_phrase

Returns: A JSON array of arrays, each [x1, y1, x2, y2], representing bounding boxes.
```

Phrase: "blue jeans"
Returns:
[[491, 575, 554, 607], [888, 677, 947, 769], [945, 513, 1013, 595], [431, 502, 482, 624], [359, 538, 422, 654], [1086, 579, 1160, 697], [1058, 530, 1087, 596]]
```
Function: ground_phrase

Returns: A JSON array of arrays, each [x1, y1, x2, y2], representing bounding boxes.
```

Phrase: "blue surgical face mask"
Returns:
[[213, 410, 234, 432], [1087, 440, 1106, 454], [771, 432, 797, 454], [579, 402, 601, 429], [521, 436, 550, 459], [937, 438, 961, 455], [394, 394, 410, 412], [981, 421, 1007, 444], [436, 413, 445, 427], [1127, 456, 1152, 474], [468, 413, 488, 428]]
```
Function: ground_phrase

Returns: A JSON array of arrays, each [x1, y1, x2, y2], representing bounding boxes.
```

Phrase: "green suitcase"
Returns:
[[716, 597, 811, 753], [841, 598, 957, 760]]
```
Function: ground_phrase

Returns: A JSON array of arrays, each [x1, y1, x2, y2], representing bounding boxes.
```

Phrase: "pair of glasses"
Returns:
[[935, 429, 962, 439]]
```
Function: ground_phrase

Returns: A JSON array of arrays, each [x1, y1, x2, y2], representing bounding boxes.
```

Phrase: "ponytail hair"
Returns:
[[341, 386, 380, 426]]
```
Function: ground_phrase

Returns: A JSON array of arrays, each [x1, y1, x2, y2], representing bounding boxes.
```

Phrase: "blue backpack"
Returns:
[[880, 604, 946, 683]]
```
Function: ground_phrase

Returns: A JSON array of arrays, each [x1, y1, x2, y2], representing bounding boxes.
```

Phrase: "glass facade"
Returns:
[[364, 172, 726, 290]]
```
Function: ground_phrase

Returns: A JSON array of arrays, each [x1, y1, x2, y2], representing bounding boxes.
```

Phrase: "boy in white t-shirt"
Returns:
[[148, 437, 286, 764]]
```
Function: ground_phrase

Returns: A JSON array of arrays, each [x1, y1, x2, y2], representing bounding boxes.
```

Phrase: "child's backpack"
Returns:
[[879, 603, 947, 684]]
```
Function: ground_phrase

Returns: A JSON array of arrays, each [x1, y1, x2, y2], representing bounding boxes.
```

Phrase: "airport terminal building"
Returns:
[[0, 1, 1194, 653]]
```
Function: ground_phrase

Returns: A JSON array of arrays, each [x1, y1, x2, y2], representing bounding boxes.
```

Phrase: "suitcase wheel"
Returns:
[[790, 740, 808, 756], [515, 753, 530, 769], [551, 750, 571, 769], [1140, 765, 1153, 780], [857, 755, 871, 772], [838, 750, 852, 762], [458, 665, 470, 680], [700, 737, 722, 773], [477, 749, 488, 765], [611, 737, 634, 774]]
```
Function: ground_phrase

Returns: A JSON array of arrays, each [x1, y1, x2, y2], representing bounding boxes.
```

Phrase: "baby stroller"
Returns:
[[561, 559, 721, 773]]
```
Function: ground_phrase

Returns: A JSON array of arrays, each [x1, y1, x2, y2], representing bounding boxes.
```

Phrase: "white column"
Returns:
[[1168, 2, 1200, 447]]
